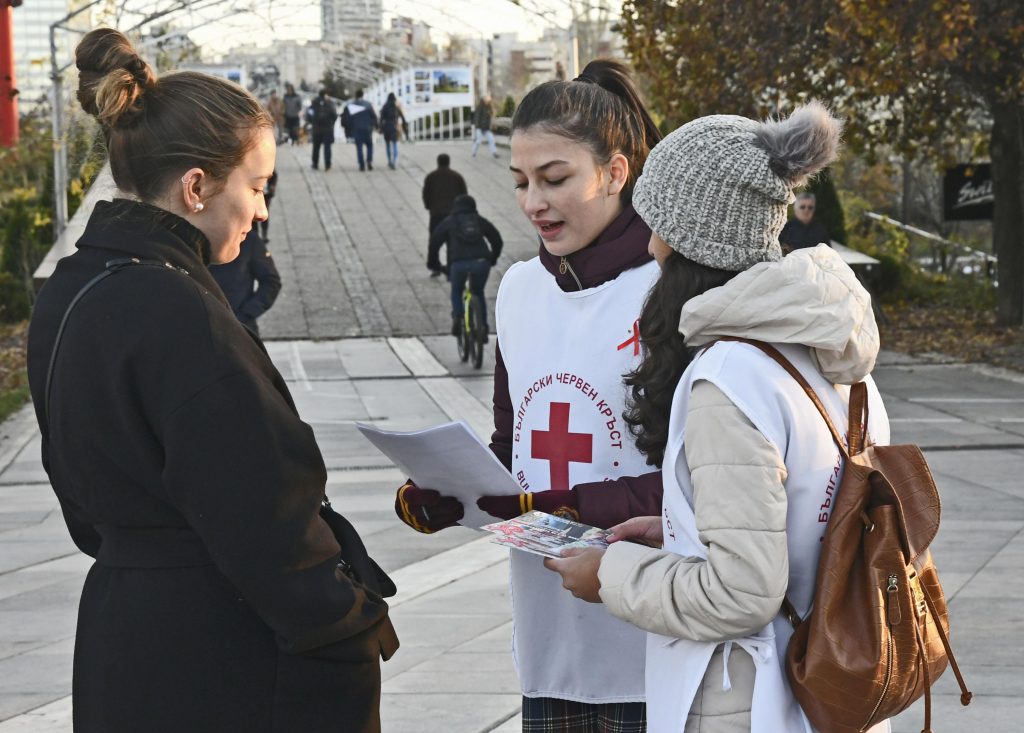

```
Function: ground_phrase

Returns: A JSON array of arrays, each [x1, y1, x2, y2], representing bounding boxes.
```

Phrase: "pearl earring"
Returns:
[[193, 203, 204, 212]]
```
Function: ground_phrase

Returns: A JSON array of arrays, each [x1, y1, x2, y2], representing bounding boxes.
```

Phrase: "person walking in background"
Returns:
[[395, 60, 664, 732], [266, 89, 285, 143], [258, 170, 277, 241], [341, 89, 377, 171], [283, 82, 302, 144], [28, 28, 397, 733], [210, 227, 282, 336], [544, 103, 889, 733], [379, 92, 406, 169], [471, 95, 498, 158], [422, 153, 467, 275], [427, 194, 503, 337], [310, 89, 338, 171], [779, 192, 831, 254]]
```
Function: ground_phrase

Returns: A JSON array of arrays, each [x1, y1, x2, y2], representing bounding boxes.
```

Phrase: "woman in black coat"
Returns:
[[26, 29, 397, 733]]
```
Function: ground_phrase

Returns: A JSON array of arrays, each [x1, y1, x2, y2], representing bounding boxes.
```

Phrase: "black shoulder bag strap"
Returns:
[[43, 257, 172, 427]]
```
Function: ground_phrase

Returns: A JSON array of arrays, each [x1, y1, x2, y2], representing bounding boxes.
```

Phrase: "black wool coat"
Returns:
[[26, 199, 398, 733]]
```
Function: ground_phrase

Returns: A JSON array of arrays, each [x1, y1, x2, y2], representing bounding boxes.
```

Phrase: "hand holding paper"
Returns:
[[357, 421, 522, 529]]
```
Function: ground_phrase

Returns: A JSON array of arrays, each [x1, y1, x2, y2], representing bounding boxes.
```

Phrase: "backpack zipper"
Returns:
[[559, 256, 583, 290], [862, 574, 899, 730]]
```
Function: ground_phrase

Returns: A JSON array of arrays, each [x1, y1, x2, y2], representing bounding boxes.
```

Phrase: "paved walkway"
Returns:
[[2, 140, 1023, 731]]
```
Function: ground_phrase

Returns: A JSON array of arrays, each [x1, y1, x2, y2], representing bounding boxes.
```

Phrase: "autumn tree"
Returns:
[[622, 0, 1024, 325]]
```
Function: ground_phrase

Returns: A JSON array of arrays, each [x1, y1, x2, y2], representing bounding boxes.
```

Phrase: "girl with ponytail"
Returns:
[[393, 59, 663, 730], [28, 28, 396, 732], [545, 104, 893, 732]]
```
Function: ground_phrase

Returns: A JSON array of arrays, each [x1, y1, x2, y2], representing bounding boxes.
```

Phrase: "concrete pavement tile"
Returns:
[[384, 653, 519, 694], [0, 436, 48, 485], [352, 379, 449, 428], [0, 555, 89, 603], [926, 450, 1024, 499], [985, 531, 1024, 567], [0, 606, 78, 644], [941, 598, 1023, 667], [336, 339, 409, 378], [0, 640, 74, 703], [390, 613, 509, 650], [452, 622, 513, 654], [0, 695, 69, 727], [379, 692, 520, 733], [0, 541, 79, 575], [892, 693, 1019, 732], [0, 695, 71, 732], [928, 476, 1024, 522], [956, 552, 1024, 599], [490, 712, 523, 732], [380, 645, 446, 683], [924, 664, 1021, 697]]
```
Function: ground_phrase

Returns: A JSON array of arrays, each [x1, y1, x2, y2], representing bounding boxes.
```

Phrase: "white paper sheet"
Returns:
[[356, 420, 523, 529]]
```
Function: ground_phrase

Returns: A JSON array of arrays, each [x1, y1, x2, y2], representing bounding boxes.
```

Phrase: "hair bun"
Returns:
[[75, 28, 156, 128]]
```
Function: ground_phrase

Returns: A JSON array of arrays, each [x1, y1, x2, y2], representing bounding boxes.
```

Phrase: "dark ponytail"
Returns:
[[623, 252, 737, 468], [512, 59, 661, 205]]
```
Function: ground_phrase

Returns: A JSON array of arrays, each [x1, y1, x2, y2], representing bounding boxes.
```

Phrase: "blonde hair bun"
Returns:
[[76, 28, 156, 128]]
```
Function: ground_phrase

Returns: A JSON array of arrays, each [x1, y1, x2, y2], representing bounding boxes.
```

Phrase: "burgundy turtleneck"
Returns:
[[488, 203, 662, 529], [537, 204, 654, 291]]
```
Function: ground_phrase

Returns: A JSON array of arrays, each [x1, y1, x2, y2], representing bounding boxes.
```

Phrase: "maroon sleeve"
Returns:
[[573, 470, 664, 529], [489, 341, 514, 471]]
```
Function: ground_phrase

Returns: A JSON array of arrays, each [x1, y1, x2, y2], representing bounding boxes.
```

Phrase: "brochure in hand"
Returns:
[[482, 511, 611, 559]]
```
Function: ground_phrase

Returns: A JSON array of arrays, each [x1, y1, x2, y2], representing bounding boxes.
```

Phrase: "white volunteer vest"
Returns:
[[496, 257, 659, 702], [646, 341, 891, 733]]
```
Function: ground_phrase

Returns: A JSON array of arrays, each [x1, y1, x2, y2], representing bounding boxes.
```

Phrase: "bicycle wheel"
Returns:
[[468, 297, 486, 369], [456, 317, 469, 362]]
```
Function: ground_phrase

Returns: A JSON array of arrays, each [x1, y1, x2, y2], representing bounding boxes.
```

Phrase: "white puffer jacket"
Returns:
[[598, 245, 882, 731]]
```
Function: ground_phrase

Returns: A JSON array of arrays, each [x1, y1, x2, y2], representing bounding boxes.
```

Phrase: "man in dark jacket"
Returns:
[[209, 227, 282, 335], [310, 90, 338, 170], [779, 192, 831, 254], [341, 89, 377, 171], [422, 153, 468, 238], [428, 193, 503, 337]]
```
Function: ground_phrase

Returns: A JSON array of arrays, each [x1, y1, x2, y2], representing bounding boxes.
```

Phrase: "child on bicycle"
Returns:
[[427, 193, 503, 338], [396, 60, 662, 731]]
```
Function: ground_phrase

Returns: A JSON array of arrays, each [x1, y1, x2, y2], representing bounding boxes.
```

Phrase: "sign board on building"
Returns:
[[369, 65, 474, 119], [943, 163, 993, 221]]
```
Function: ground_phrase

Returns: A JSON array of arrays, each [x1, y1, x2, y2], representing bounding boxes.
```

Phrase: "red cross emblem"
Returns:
[[531, 402, 593, 491], [617, 319, 641, 356]]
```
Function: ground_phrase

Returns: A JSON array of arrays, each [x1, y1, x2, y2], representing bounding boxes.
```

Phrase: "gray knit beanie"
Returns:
[[632, 101, 842, 271]]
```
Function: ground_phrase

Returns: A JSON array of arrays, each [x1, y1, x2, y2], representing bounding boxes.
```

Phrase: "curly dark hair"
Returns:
[[623, 252, 737, 468]]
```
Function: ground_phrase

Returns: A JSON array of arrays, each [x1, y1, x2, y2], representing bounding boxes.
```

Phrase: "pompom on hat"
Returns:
[[632, 101, 842, 272]]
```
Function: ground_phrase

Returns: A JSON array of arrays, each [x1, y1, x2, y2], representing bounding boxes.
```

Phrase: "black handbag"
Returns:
[[320, 498, 396, 598]]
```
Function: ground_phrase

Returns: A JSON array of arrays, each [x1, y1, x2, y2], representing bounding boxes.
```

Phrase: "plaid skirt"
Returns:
[[521, 697, 646, 733]]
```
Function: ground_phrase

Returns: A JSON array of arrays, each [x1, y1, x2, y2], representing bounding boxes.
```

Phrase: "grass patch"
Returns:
[[0, 321, 30, 424]]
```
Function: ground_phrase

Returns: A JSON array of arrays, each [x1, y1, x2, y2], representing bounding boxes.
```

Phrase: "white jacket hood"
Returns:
[[679, 244, 879, 384]]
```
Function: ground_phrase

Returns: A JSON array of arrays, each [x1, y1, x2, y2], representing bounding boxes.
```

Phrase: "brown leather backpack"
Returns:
[[747, 340, 973, 733]]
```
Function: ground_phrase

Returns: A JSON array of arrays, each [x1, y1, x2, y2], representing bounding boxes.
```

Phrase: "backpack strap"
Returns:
[[44, 257, 173, 427], [715, 337, 861, 459]]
